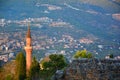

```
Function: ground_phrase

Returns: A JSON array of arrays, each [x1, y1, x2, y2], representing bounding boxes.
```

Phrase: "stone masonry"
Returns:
[[65, 58, 120, 80]]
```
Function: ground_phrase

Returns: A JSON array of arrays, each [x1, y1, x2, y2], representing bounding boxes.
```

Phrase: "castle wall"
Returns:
[[65, 58, 120, 80]]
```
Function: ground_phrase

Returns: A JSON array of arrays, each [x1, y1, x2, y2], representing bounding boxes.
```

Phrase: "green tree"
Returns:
[[81, 50, 87, 58], [16, 52, 26, 80], [41, 54, 67, 79], [74, 50, 93, 59], [74, 50, 81, 58], [87, 53, 93, 58], [28, 57, 40, 80], [47, 54, 67, 70], [43, 61, 53, 70]]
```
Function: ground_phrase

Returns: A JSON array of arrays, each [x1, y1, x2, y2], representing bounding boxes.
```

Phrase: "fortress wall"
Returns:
[[65, 58, 120, 80]]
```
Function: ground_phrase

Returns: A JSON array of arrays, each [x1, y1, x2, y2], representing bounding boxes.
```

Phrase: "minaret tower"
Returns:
[[24, 24, 32, 72]]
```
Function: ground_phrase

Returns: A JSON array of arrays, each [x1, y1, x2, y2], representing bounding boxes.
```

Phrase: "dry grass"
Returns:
[[0, 60, 16, 80]]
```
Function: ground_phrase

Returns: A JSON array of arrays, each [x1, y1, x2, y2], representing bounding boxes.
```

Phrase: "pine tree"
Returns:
[[16, 52, 26, 80], [29, 56, 40, 80]]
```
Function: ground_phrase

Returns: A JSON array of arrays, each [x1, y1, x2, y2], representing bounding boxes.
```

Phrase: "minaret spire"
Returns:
[[26, 23, 31, 38], [24, 23, 32, 74]]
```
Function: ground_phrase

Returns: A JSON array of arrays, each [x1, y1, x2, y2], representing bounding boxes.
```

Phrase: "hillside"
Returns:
[[0, 0, 120, 59]]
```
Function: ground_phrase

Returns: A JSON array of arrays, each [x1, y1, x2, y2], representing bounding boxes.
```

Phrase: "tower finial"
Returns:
[[26, 22, 31, 38]]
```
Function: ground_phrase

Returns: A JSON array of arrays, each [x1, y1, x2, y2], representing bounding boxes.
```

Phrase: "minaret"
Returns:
[[24, 24, 32, 72]]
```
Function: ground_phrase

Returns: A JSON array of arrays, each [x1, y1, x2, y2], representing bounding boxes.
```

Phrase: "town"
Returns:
[[0, 17, 120, 65]]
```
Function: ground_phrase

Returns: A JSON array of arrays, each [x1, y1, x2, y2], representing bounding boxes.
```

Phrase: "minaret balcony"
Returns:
[[24, 46, 32, 50]]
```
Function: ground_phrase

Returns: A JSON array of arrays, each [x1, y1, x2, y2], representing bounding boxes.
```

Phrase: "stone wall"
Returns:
[[65, 58, 120, 80]]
